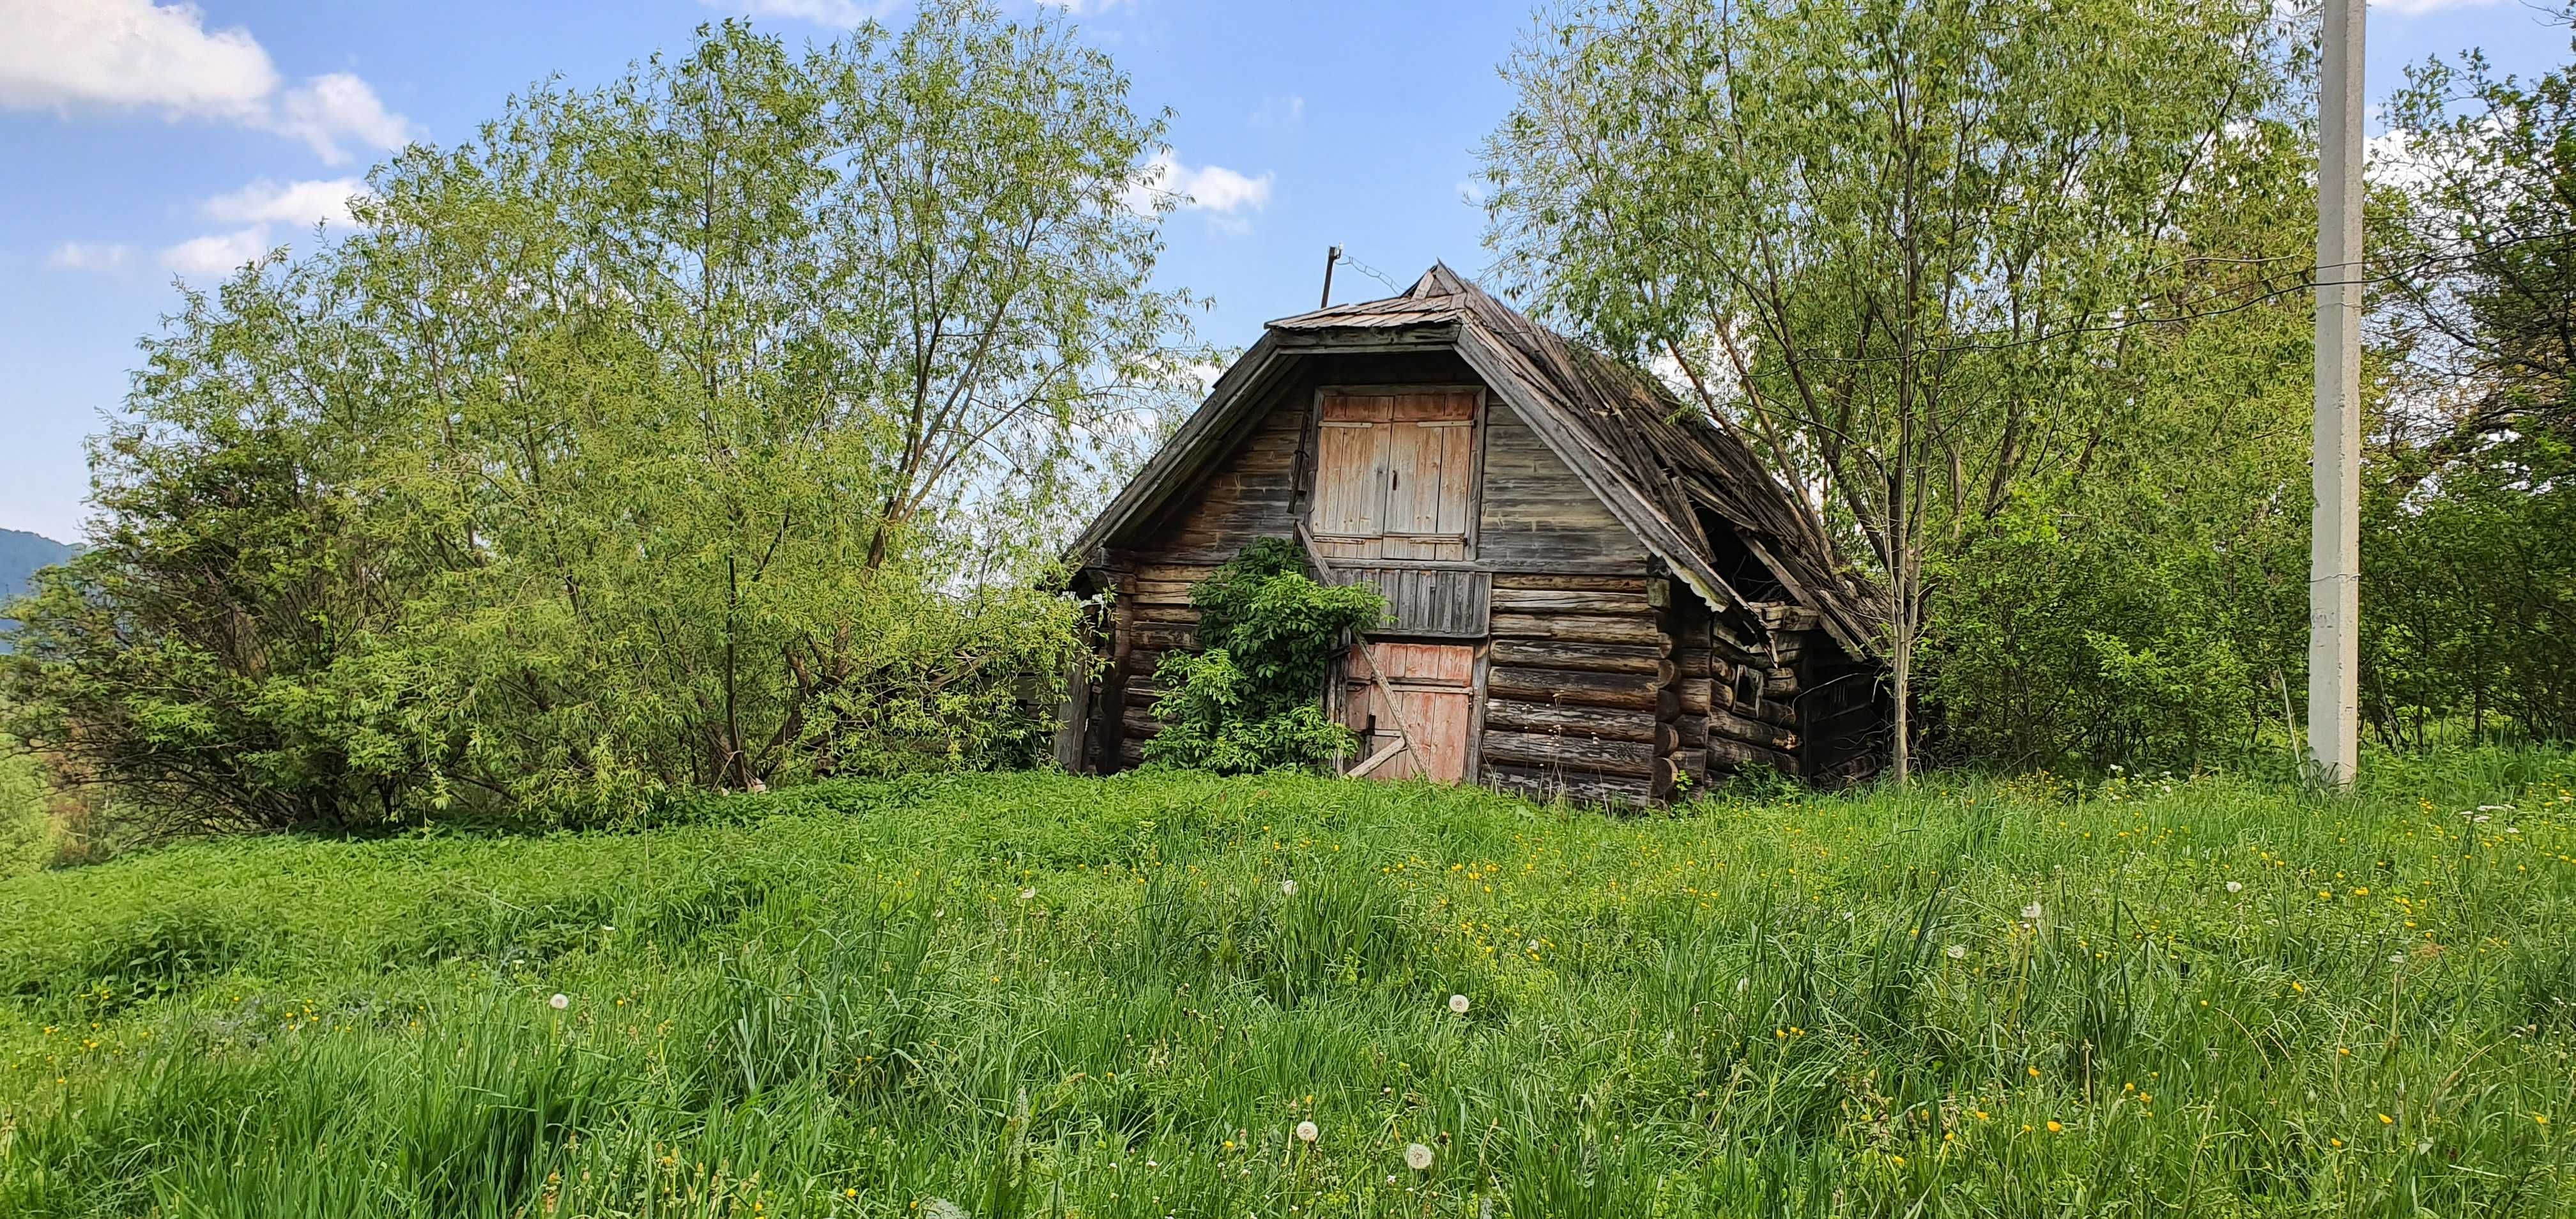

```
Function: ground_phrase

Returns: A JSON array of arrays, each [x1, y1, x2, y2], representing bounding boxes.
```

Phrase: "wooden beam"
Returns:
[[1294, 521, 1429, 778], [1346, 737, 1409, 779]]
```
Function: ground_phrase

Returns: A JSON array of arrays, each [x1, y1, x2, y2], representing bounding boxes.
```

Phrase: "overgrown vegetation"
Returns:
[[1142, 539, 1385, 774], [0, 2, 1199, 836], [1480, 0, 2576, 772], [3, 761, 2572, 1215]]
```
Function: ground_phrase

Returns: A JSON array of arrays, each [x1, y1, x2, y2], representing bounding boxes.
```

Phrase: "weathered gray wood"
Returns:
[[1132, 624, 1198, 652], [1752, 602, 1824, 634], [1490, 613, 1662, 646], [1489, 638, 1672, 676], [1706, 735, 1799, 774], [1489, 588, 1655, 615], [1052, 648, 1092, 772], [1476, 402, 1647, 565], [1480, 730, 1656, 777], [1326, 565, 1491, 636], [1123, 704, 1167, 739], [1709, 706, 1801, 753], [1487, 667, 1676, 713], [1492, 572, 1651, 593], [1676, 714, 1707, 750], [1482, 699, 1661, 742]]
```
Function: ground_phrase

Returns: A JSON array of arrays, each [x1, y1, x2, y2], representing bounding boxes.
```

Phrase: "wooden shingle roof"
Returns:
[[1071, 264, 1883, 659]]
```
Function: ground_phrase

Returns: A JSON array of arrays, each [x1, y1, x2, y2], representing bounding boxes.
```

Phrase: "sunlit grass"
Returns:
[[1, 756, 2572, 1216]]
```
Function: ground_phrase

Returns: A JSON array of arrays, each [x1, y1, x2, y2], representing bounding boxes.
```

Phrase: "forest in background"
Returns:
[[2, 0, 2573, 863]]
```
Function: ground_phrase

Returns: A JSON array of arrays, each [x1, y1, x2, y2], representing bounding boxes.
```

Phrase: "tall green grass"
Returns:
[[2, 759, 2572, 1216]]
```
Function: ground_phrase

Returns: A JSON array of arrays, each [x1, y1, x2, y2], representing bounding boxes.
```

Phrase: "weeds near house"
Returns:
[[1, 758, 2572, 1215]]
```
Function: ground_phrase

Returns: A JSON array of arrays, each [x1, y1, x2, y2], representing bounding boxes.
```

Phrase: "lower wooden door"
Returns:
[[1341, 642, 1478, 783]]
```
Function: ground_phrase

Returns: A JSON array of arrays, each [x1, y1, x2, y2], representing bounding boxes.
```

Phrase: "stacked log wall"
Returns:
[[1476, 574, 1668, 808], [1686, 603, 1806, 781]]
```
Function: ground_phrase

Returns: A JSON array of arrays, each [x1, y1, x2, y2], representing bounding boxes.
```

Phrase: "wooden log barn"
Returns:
[[1057, 265, 1891, 806]]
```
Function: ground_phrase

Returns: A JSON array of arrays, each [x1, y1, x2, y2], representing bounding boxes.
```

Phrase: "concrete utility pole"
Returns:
[[2310, 0, 2365, 787]]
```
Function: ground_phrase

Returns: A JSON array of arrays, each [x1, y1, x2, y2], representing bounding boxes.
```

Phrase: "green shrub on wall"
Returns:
[[1142, 539, 1384, 774]]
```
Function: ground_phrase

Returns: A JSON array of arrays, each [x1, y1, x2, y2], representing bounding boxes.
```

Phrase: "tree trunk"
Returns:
[[1889, 544, 1915, 784]]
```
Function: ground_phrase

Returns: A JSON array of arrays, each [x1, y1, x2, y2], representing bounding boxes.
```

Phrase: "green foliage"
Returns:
[[0, 737, 54, 878], [3, 762, 2573, 1215], [1143, 539, 1384, 774], [0, 3, 1200, 832], [1481, 0, 2299, 777], [2363, 28, 2576, 747]]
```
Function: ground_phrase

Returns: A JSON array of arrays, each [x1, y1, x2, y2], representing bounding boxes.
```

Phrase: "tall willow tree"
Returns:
[[3, 3, 1200, 829], [1481, 0, 2296, 778]]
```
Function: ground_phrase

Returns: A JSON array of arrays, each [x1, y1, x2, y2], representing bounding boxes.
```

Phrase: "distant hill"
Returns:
[[0, 529, 78, 651], [0, 529, 76, 602]]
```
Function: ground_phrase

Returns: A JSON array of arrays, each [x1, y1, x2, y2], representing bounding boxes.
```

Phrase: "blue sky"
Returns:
[[1, 0, 2566, 542]]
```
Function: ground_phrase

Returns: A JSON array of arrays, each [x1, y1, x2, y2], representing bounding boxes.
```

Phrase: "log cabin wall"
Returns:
[[1470, 401, 1675, 807], [1088, 353, 1480, 773], [1077, 349, 1881, 796]]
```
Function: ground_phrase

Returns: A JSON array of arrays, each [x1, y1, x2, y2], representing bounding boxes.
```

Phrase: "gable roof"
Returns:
[[1068, 264, 1883, 659]]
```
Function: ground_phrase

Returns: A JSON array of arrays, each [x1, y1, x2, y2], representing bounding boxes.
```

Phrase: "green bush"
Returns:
[[1142, 539, 1384, 774]]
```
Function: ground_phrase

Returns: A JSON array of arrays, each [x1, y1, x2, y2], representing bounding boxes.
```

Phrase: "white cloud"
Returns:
[[1457, 178, 1491, 206], [202, 177, 369, 229], [1124, 150, 1273, 220], [160, 227, 271, 279], [0, 0, 414, 162], [0, 0, 275, 118], [47, 241, 137, 272], [1044, 0, 1137, 13], [266, 73, 415, 164]]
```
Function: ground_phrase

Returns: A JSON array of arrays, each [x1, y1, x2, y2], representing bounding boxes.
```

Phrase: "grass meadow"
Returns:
[[1, 756, 2572, 1216]]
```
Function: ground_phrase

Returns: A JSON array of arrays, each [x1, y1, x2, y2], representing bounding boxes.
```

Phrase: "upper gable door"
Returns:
[[1311, 388, 1479, 563]]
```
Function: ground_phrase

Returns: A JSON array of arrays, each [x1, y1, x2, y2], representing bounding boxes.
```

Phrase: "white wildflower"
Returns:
[[2226, 881, 2244, 893], [548, 993, 569, 1010], [1405, 1142, 1435, 1171], [2022, 901, 2044, 921], [1295, 1120, 1319, 1143], [1448, 993, 1471, 1015], [1018, 887, 1036, 901], [1280, 879, 1298, 897], [921, 1200, 967, 1219], [1945, 944, 1967, 960]]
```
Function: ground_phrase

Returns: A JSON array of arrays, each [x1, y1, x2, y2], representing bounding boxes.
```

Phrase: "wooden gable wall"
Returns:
[[1077, 348, 1859, 799]]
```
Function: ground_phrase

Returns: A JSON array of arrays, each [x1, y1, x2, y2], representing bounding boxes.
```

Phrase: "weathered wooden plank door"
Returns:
[[1312, 393, 1390, 561], [1343, 642, 1478, 783], [1382, 390, 1478, 560], [1312, 389, 1478, 563]]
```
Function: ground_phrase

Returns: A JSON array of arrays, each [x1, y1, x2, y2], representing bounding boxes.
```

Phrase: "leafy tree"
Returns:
[[1, 3, 1199, 831], [2361, 20, 2576, 746], [1143, 539, 1385, 775], [1481, 0, 2296, 779]]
